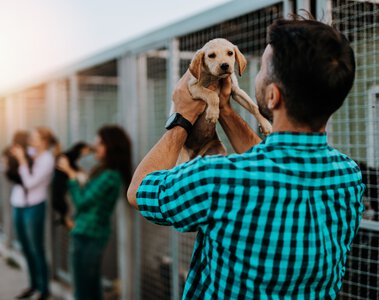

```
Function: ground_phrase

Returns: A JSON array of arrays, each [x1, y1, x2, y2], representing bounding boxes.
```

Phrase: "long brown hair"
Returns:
[[90, 125, 132, 187], [36, 127, 61, 157]]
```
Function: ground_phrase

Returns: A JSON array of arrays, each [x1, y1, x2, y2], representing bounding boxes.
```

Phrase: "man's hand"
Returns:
[[172, 71, 206, 124]]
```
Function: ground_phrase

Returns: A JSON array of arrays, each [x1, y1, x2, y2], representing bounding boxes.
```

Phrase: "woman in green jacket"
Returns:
[[57, 125, 131, 300]]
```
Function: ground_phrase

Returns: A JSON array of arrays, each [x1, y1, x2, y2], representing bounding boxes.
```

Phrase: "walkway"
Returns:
[[0, 253, 27, 300]]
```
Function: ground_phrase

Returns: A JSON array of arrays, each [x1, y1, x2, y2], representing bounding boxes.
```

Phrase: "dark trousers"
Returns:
[[13, 202, 49, 294], [70, 234, 108, 300]]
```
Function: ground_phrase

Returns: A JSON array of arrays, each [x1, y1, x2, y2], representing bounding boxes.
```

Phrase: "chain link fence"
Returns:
[[331, 1, 379, 299]]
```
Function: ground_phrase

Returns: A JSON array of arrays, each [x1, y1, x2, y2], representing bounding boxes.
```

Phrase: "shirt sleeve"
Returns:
[[19, 153, 54, 189], [137, 156, 215, 232], [68, 170, 120, 210]]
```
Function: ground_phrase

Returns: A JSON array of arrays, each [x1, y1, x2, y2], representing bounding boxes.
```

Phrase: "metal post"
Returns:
[[137, 54, 148, 159], [318, 0, 333, 144], [5, 96, 15, 144], [17, 93, 26, 130], [46, 81, 58, 133], [317, 0, 332, 24], [167, 38, 180, 300], [248, 57, 260, 132], [296, 0, 310, 13], [69, 75, 79, 143], [117, 53, 142, 300], [58, 80, 69, 148], [167, 38, 180, 115], [283, 0, 294, 19]]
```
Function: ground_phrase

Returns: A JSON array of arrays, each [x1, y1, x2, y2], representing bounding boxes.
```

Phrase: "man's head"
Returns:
[[255, 17, 356, 131]]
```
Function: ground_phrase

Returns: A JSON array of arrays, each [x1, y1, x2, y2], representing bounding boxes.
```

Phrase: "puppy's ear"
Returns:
[[234, 46, 247, 76], [189, 50, 204, 80]]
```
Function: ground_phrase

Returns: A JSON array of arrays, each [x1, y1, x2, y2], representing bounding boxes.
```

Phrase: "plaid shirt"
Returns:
[[68, 169, 122, 240], [137, 132, 365, 299]]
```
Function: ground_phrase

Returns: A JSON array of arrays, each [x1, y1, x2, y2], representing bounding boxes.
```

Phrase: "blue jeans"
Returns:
[[70, 234, 108, 300], [13, 202, 49, 294]]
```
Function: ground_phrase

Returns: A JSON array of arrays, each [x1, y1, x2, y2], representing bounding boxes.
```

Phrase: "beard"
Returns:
[[256, 85, 273, 122]]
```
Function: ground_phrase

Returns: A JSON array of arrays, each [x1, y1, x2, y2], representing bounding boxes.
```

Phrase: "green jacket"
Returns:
[[68, 169, 122, 240]]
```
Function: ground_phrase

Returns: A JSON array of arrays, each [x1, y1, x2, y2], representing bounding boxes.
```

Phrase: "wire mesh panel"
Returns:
[[145, 55, 169, 150], [136, 50, 173, 300], [78, 62, 118, 144], [51, 80, 70, 149], [23, 86, 47, 129], [78, 62, 120, 283], [331, 0, 379, 299], [176, 4, 283, 298], [51, 61, 120, 293]]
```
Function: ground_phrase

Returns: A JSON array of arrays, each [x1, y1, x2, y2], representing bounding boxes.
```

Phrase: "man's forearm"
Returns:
[[127, 127, 187, 209], [219, 106, 262, 153]]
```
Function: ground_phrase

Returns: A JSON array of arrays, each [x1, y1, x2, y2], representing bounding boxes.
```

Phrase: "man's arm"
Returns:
[[127, 71, 206, 209], [214, 78, 262, 153], [219, 106, 262, 153], [127, 73, 262, 208], [127, 127, 187, 209]]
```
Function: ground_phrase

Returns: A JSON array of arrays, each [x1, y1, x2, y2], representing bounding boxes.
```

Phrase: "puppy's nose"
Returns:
[[220, 63, 229, 71]]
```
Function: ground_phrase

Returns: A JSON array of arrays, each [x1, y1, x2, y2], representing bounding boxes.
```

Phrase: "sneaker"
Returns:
[[15, 287, 35, 299], [31, 292, 50, 300]]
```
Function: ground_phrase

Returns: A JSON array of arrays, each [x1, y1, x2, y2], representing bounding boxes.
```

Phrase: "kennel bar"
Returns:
[[68, 75, 80, 144], [167, 37, 181, 300], [117, 53, 142, 300]]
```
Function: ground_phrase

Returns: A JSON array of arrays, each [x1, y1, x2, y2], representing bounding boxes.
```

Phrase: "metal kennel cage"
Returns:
[[0, 1, 378, 299]]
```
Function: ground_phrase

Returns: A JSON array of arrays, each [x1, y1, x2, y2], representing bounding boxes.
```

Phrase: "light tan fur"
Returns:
[[175, 38, 272, 163]]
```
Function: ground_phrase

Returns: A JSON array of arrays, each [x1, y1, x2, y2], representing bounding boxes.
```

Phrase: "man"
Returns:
[[128, 17, 365, 299]]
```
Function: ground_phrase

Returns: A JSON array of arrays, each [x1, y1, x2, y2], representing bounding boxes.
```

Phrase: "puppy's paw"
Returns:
[[259, 119, 272, 136], [205, 108, 219, 123]]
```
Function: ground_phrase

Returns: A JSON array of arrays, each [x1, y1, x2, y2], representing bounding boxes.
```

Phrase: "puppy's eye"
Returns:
[[227, 51, 233, 56], [208, 53, 216, 59]]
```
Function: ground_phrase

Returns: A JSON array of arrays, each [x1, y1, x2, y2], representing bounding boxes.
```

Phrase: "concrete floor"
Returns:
[[0, 253, 28, 300]]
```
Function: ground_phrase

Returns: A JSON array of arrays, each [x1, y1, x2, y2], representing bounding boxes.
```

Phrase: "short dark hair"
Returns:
[[267, 16, 355, 130]]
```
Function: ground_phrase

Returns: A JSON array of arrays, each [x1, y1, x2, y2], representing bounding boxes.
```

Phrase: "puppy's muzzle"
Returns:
[[220, 63, 229, 71]]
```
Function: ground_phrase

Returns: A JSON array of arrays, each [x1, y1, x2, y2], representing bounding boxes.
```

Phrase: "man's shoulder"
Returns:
[[328, 146, 361, 170], [169, 151, 268, 184]]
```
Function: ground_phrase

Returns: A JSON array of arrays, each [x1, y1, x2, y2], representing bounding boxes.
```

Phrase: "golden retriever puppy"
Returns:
[[176, 38, 272, 162]]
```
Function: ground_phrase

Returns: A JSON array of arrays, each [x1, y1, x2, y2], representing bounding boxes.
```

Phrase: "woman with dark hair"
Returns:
[[57, 125, 131, 300]]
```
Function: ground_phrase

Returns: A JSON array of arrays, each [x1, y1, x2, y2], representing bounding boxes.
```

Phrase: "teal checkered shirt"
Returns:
[[137, 132, 365, 299]]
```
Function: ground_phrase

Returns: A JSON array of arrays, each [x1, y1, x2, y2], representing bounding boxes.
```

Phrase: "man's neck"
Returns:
[[271, 114, 326, 133]]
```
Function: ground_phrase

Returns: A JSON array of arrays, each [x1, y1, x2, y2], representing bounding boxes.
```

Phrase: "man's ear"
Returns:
[[234, 46, 247, 76], [267, 83, 282, 110], [189, 50, 205, 80]]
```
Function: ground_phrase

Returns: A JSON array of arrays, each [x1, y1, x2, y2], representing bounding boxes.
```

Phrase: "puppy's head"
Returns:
[[189, 38, 247, 80]]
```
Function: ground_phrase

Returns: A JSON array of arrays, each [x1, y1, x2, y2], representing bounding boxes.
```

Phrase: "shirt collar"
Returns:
[[263, 132, 329, 150]]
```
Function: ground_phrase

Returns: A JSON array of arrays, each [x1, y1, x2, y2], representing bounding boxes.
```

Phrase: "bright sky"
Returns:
[[0, 0, 229, 92]]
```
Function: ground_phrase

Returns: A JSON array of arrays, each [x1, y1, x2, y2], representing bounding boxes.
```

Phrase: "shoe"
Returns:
[[31, 292, 50, 300], [15, 287, 35, 299]]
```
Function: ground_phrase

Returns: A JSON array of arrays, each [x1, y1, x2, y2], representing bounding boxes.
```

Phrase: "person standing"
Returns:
[[128, 17, 365, 299], [57, 125, 131, 300], [11, 127, 59, 300]]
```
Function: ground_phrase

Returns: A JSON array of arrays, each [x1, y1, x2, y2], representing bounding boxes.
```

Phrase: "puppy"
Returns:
[[2, 131, 33, 188], [51, 142, 90, 228], [177, 38, 272, 161]]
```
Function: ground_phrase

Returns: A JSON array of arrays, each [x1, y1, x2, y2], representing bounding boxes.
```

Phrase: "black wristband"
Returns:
[[165, 113, 192, 135]]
